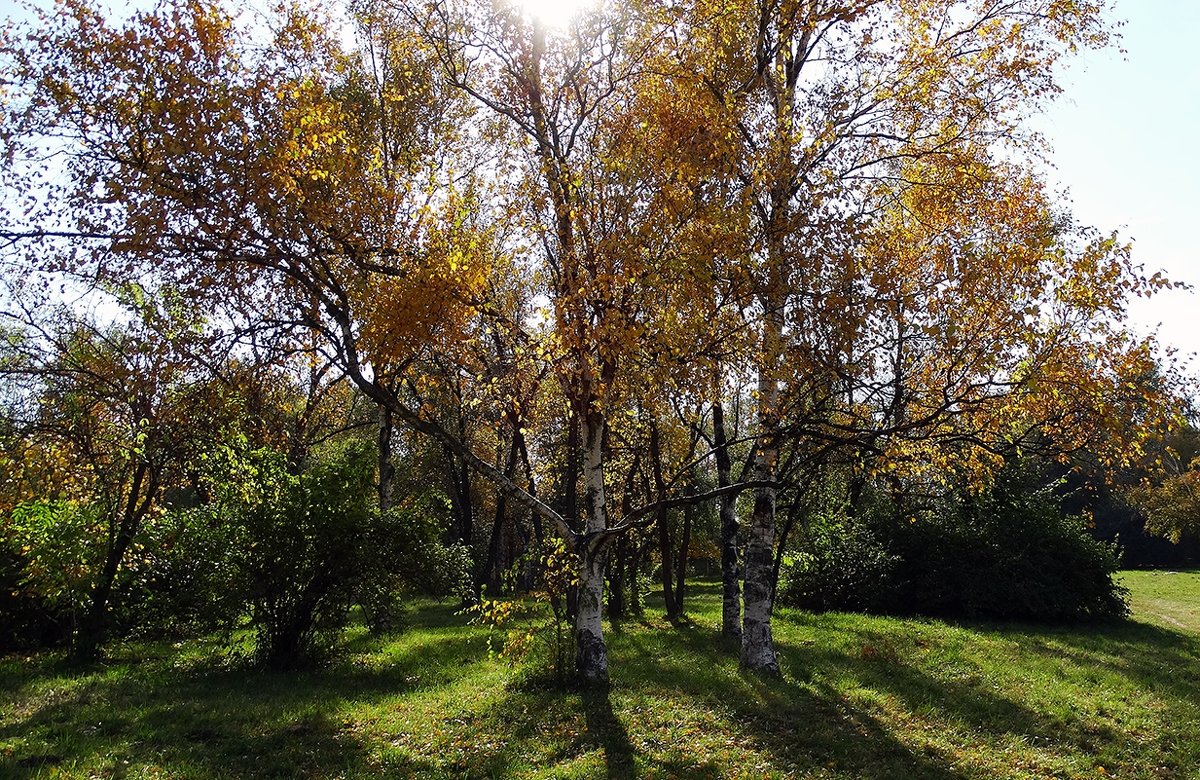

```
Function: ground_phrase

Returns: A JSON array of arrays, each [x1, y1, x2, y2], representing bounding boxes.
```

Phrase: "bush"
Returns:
[[778, 463, 1128, 621], [0, 501, 104, 650], [113, 505, 245, 639], [219, 445, 376, 668], [2, 441, 473, 659], [776, 518, 898, 614], [212, 442, 472, 667], [355, 493, 473, 633]]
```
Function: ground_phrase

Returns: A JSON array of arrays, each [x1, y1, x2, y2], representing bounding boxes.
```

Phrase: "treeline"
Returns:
[[0, 0, 1192, 681]]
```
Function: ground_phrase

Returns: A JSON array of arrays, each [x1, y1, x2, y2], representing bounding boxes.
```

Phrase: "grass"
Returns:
[[1120, 569, 1200, 634], [1, 575, 1198, 779]]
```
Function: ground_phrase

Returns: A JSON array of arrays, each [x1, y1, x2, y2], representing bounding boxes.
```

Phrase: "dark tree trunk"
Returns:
[[484, 431, 522, 594], [607, 454, 639, 618], [713, 401, 742, 642], [517, 433, 542, 591], [607, 534, 626, 618], [674, 484, 695, 615], [443, 444, 474, 548], [378, 404, 396, 512], [628, 536, 644, 615], [770, 497, 805, 610], [72, 463, 156, 664], [650, 424, 678, 619]]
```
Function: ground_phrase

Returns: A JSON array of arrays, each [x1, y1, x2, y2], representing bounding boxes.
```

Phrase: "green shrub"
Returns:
[[114, 505, 245, 639], [355, 493, 473, 633], [222, 445, 376, 668], [212, 442, 471, 667], [0, 501, 104, 650], [779, 463, 1128, 621], [776, 517, 898, 613]]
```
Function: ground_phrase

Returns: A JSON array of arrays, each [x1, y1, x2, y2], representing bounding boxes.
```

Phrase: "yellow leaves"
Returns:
[[355, 192, 498, 370]]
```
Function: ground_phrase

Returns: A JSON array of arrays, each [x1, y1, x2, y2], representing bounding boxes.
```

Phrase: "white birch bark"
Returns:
[[574, 412, 610, 683]]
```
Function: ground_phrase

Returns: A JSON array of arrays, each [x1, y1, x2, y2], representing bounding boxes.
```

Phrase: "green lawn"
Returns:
[[1121, 569, 1200, 634], [2, 574, 1199, 779]]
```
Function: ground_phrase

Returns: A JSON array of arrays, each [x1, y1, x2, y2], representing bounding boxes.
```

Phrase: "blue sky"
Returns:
[[1035, 0, 1200, 362]]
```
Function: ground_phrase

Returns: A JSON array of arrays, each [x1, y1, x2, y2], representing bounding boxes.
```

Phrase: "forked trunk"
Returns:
[[72, 463, 155, 664]]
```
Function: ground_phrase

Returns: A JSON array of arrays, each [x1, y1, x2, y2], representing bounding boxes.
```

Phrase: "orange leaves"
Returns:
[[356, 199, 496, 371]]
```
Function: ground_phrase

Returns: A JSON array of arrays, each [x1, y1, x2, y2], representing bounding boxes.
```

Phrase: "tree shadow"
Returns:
[[581, 685, 637, 778], [0, 622, 487, 779], [615, 627, 965, 778], [4, 598, 1200, 778]]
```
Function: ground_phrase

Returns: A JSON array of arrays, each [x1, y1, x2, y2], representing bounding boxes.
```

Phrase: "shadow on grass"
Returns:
[[4, 595, 1200, 779], [610, 623, 963, 779], [0, 614, 484, 779], [582, 686, 636, 778]]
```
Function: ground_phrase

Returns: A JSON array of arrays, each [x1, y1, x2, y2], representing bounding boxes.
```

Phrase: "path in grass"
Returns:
[[2, 576, 1199, 779]]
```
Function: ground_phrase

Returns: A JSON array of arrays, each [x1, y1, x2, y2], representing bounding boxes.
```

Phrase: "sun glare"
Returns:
[[512, 0, 597, 29]]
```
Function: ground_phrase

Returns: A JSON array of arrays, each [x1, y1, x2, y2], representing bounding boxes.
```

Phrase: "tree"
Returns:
[[647, 0, 1178, 672], [1129, 424, 1200, 545], [0, 292, 232, 660]]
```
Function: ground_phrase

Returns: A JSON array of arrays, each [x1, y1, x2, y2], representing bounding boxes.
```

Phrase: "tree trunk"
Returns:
[[607, 534, 626, 617], [674, 485, 694, 616], [378, 404, 396, 512], [484, 432, 522, 593], [564, 413, 581, 623], [628, 536, 643, 615], [650, 424, 678, 619], [742, 280, 783, 674], [606, 454, 638, 618], [713, 401, 742, 642], [443, 444, 474, 548], [72, 463, 154, 664], [770, 497, 804, 610], [517, 433, 543, 591], [574, 412, 609, 684]]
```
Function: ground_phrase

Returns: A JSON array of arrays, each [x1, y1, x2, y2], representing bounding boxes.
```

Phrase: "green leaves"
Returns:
[[5, 500, 105, 615]]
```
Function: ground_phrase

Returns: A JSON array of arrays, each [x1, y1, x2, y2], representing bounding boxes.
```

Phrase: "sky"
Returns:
[[1033, 0, 1200, 364]]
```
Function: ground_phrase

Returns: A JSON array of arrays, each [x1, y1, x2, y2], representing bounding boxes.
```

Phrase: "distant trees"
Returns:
[[1128, 425, 1200, 546], [0, 0, 1187, 680]]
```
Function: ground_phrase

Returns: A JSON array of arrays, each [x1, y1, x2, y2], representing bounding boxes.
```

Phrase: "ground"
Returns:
[[2, 572, 1198, 779]]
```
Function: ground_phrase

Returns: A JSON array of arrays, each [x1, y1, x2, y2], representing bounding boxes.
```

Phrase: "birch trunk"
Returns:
[[574, 413, 609, 683], [741, 284, 783, 674]]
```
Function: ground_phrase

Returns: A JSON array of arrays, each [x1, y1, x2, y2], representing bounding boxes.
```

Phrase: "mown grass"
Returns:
[[2, 574, 1198, 779]]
